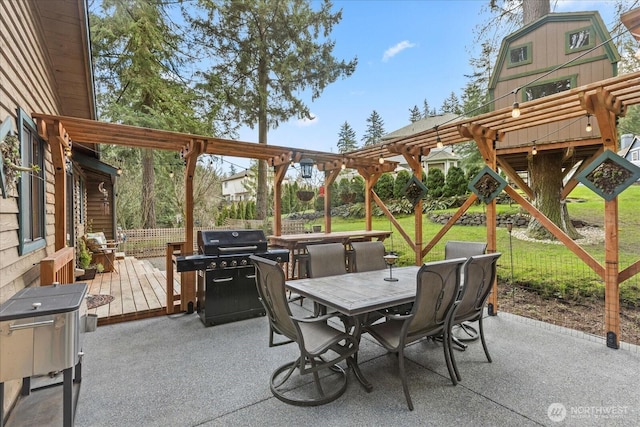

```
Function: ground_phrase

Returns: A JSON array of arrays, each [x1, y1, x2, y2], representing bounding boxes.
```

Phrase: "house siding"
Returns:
[[0, 1, 68, 417], [491, 13, 617, 148]]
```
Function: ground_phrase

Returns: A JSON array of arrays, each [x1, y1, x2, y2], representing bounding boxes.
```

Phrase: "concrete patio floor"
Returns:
[[5, 300, 639, 426]]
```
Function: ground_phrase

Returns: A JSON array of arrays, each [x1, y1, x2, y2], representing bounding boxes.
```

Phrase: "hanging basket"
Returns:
[[340, 192, 356, 203], [296, 190, 314, 202]]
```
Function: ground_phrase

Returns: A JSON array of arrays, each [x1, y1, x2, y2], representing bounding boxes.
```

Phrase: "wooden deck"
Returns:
[[82, 256, 180, 326]]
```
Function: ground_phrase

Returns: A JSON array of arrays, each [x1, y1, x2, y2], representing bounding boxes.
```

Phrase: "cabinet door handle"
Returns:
[[212, 277, 234, 283]]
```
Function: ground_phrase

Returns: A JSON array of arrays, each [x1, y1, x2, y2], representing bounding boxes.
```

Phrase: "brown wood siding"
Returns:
[[493, 18, 615, 150], [85, 173, 115, 240]]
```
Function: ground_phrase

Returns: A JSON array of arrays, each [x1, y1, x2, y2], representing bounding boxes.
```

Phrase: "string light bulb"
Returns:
[[117, 166, 123, 176], [511, 101, 521, 118], [378, 154, 384, 164], [585, 114, 592, 132], [435, 126, 443, 149], [341, 159, 346, 170], [531, 144, 537, 155], [511, 89, 521, 118], [169, 171, 174, 179]]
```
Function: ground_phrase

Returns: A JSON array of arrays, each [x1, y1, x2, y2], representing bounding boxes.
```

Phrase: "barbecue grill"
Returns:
[[174, 230, 289, 326]]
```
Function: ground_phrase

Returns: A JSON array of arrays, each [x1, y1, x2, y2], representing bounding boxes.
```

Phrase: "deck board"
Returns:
[[80, 256, 181, 325]]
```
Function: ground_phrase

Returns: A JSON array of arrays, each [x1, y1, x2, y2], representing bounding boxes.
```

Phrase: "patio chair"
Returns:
[[350, 241, 387, 272], [448, 252, 501, 382], [306, 243, 347, 278], [83, 232, 120, 273], [306, 243, 348, 315], [445, 240, 487, 346], [364, 257, 467, 410], [250, 255, 358, 406], [444, 240, 487, 260]]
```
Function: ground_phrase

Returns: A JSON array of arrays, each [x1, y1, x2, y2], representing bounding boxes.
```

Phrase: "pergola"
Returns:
[[33, 70, 640, 348]]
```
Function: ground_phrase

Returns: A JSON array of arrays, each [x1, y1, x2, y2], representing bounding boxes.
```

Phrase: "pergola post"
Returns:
[[459, 124, 499, 313], [181, 138, 206, 313], [323, 169, 340, 233], [583, 89, 622, 348], [46, 120, 71, 251], [402, 150, 423, 266], [272, 163, 288, 236]]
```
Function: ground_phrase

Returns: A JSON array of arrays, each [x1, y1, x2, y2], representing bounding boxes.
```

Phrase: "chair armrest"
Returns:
[[379, 311, 413, 321]]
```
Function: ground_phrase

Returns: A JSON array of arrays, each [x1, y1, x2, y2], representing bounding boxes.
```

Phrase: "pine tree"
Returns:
[[441, 92, 462, 114], [336, 121, 358, 153], [422, 99, 431, 118], [409, 106, 422, 122], [361, 110, 385, 146], [188, 0, 357, 220]]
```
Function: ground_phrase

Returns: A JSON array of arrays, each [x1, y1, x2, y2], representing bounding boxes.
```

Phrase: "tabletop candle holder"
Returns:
[[383, 253, 399, 282]]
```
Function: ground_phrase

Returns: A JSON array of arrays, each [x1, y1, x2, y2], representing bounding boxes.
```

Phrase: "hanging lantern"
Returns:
[[300, 158, 314, 179]]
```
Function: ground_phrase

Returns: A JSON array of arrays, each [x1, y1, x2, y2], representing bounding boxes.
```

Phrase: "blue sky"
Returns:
[[222, 1, 620, 173]]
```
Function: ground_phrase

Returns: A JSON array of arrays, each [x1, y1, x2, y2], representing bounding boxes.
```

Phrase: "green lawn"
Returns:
[[326, 184, 640, 305]]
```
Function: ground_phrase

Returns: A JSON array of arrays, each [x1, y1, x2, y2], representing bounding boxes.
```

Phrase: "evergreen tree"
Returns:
[[426, 169, 445, 198], [409, 105, 422, 122], [373, 173, 394, 201], [441, 91, 462, 114], [422, 99, 432, 118], [351, 176, 365, 203], [443, 166, 467, 197], [393, 170, 411, 199], [337, 121, 358, 153], [361, 110, 385, 146], [91, 0, 223, 229], [187, 0, 357, 220]]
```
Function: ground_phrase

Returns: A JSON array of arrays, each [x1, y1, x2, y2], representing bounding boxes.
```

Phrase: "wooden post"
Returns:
[[273, 163, 288, 236], [49, 121, 69, 251], [323, 169, 340, 233], [181, 139, 205, 313], [604, 198, 620, 348]]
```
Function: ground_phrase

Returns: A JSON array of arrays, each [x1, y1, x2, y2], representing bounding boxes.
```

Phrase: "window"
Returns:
[[523, 75, 577, 101], [565, 26, 595, 53], [17, 109, 46, 254], [507, 42, 532, 68], [632, 150, 639, 162]]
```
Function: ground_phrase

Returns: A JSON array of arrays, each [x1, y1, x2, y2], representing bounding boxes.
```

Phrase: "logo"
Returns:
[[548, 403, 567, 422]]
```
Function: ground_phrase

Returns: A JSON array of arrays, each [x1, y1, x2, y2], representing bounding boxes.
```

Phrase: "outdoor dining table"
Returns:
[[269, 230, 392, 279], [285, 265, 421, 391]]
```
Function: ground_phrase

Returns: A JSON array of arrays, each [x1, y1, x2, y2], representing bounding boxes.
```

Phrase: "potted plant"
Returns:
[[76, 239, 98, 280]]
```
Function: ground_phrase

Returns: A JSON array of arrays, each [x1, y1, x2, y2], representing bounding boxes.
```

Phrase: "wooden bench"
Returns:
[[40, 247, 75, 285]]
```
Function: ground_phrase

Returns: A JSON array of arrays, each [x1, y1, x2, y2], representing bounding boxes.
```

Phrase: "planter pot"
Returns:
[[296, 190, 314, 202], [76, 268, 97, 281], [312, 225, 321, 233]]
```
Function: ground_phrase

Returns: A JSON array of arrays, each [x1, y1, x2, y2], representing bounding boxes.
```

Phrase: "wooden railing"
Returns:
[[166, 242, 186, 314], [40, 247, 75, 285]]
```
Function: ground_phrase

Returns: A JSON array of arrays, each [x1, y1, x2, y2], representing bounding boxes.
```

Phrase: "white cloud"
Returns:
[[296, 114, 318, 127], [382, 40, 417, 62]]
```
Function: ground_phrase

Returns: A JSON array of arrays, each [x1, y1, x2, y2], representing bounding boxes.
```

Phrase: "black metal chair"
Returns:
[[448, 252, 501, 382], [250, 255, 358, 406], [364, 258, 467, 410]]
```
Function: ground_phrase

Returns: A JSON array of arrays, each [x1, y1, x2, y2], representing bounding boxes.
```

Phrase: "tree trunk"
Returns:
[[523, 0, 550, 25], [141, 147, 156, 228], [521, 0, 580, 241], [256, 56, 268, 221], [527, 152, 581, 240]]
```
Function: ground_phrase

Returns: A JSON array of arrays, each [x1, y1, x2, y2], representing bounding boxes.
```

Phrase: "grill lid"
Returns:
[[198, 229, 268, 255]]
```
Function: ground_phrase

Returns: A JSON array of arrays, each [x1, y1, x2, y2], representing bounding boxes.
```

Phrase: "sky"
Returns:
[[215, 1, 621, 173]]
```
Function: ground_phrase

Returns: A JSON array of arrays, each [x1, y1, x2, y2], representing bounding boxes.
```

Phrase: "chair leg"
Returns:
[[398, 348, 414, 411], [448, 327, 462, 382], [479, 315, 492, 363], [442, 327, 458, 386]]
